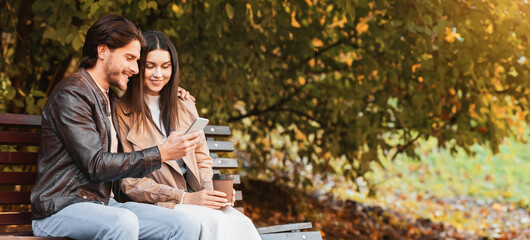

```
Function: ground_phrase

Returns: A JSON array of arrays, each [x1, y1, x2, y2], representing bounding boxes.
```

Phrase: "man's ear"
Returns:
[[97, 44, 109, 61]]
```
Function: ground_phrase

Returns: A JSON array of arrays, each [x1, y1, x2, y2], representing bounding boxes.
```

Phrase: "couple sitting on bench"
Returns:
[[31, 14, 260, 240]]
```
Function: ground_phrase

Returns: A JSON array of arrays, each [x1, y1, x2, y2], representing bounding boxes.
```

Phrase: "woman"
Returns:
[[116, 30, 261, 240]]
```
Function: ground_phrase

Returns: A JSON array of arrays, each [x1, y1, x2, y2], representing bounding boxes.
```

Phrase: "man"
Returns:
[[30, 14, 201, 239]]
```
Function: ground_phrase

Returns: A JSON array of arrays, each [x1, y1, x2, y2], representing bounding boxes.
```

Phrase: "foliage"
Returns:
[[1, 0, 530, 187]]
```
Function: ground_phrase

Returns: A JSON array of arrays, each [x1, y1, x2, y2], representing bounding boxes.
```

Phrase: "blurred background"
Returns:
[[1, 0, 529, 239]]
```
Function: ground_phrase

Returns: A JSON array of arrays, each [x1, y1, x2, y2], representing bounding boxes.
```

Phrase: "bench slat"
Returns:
[[0, 152, 38, 165], [203, 125, 231, 137], [0, 191, 31, 204], [0, 172, 37, 185], [235, 190, 242, 201], [257, 222, 313, 234], [0, 113, 41, 127], [206, 141, 234, 152], [0, 132, 41, 145], [232, 175, 240, 185], [212, 158, 238, 169], [0, 236, 71, 239], [0, 212, 31, 225], [260, 231, 323, 240]]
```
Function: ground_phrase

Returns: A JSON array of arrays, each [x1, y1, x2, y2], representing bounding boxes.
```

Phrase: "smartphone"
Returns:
[[184, 117, 209, 134]]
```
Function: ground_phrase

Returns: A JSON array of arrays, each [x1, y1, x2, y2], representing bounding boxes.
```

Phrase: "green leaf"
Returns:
[[139, 0, 147, 11], [72, 34, 83, 51], [148, 1, 158, 10], [5, 87, 16, 100], [32, 90, 46, 97], [42, 28, 57, 40], [226, 3, 234, 19], [37, 98, 48, 109], [13, 99, 24, 108], [393, 20, 404, 26], [90, 3, 99, 16]]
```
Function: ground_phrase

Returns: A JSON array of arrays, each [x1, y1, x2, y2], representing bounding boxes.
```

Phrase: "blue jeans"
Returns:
[[32, 198, 200, 240]]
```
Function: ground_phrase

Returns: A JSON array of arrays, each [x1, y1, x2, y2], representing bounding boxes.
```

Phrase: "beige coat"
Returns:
[[116, 98, 213, 209]]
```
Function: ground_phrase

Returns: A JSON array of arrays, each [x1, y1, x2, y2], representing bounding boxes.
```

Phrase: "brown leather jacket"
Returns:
[[116, 97, 213, 209], [30, 68, 162, 220]]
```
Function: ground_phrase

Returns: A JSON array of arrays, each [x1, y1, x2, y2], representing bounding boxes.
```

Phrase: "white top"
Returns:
[[145, 95, 187, 175]]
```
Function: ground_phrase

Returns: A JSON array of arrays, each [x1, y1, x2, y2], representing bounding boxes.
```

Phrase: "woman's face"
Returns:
[[143, 49, 172, 96]]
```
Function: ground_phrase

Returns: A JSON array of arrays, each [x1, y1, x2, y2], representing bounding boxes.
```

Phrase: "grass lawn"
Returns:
[[329, 130, 529, 238]]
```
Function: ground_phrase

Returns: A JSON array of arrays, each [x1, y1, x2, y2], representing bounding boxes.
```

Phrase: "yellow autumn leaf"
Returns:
[[308, 58, 315, 67], [295, 130, 306, 141], [356, 20, 369, 35], [298, 76, 306, 85], [412, 63, 421, 73], [291, 10, 301, 28], [485, 24, 493, 34], [312, 38, 324, 47], [346, 58, 353, 67], [274, 151, 283, 160], [172, 4, 179, 13], [444, 27, 461, 43]]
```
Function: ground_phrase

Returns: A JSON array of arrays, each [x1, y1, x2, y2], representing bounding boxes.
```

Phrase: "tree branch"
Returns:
[[228, 36, 356, 122], [390, 133, 422, 161]]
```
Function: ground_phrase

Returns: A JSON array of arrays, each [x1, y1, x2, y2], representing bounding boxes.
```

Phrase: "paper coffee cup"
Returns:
[[212, 174, 234, 205]]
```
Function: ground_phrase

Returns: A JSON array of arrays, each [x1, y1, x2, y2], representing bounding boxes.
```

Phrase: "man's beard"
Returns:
[[105, 61, 127, 91]]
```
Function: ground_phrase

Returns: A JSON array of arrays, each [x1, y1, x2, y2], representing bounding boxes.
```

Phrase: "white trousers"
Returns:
[[173, 204, 261, 240]]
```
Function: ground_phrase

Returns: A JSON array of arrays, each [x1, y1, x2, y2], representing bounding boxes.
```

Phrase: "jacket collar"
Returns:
[[80, 68, 120, 107]]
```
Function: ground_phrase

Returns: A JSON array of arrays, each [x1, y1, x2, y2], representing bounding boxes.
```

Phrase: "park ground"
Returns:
[[243, 135, 530, 239]]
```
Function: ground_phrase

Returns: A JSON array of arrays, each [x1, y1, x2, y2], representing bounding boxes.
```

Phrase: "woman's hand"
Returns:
[[178, 87, 196, 102], [182, 190, 228, 209]]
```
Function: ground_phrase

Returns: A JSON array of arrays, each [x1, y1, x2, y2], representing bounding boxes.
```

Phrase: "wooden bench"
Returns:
[[204, 125, 323, 239], [1, 113, 322, 239]]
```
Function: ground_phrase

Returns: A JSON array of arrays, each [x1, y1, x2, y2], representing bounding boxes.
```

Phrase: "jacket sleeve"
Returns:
[[195, 133, 214, 190], [186, 101, 214, 190], [116, 104, 186, 205], [120, 177, 185, 205], [47, 86, 161, 182]]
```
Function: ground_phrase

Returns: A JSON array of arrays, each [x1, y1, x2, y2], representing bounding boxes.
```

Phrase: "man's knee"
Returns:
[[107, 208, 139, 239]]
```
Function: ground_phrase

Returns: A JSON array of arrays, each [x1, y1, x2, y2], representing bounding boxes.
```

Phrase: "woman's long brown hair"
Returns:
[[122, 30, 180, 134]]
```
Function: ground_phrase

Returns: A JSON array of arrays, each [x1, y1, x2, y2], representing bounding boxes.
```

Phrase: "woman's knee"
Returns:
[[169, 210, 201, 239]]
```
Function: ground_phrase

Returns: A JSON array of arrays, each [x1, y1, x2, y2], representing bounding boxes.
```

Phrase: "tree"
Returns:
[[1, 0, 529, 190]]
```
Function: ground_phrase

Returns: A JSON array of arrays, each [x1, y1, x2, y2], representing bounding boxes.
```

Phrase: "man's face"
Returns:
[[104, 40, 141, 91]]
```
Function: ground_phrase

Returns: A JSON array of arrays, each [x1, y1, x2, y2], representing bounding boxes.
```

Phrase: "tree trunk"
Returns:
[[11, 0, 34, 113]]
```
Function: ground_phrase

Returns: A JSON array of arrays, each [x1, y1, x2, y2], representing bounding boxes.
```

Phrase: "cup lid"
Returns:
[[212, 173, 233, 180]]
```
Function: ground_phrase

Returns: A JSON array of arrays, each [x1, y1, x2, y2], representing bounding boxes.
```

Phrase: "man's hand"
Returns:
[[178, 87, 195, 102], [158, 131, 201, 162], [182, 190, 228, 209]]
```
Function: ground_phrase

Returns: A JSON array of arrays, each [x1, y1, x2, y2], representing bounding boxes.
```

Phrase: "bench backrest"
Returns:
[[203, 125, 244, 211], [0, 113, 41, 234], [0, 113, 243, 234]]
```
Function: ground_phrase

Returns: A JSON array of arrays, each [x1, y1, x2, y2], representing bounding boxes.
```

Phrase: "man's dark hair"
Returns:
[[80, 14, 145, 69]]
